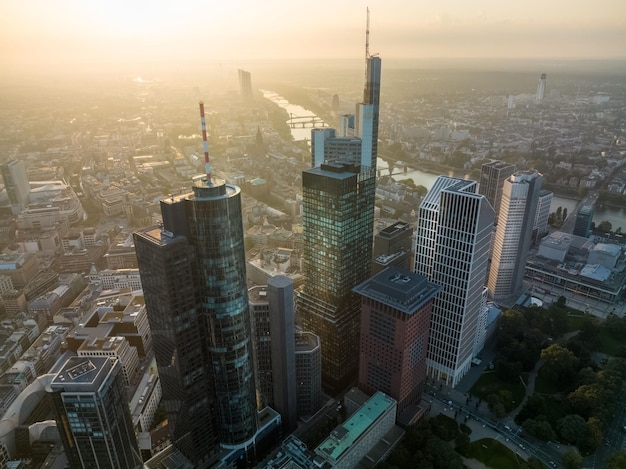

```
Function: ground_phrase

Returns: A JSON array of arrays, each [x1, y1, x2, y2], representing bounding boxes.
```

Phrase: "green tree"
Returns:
[[522, 417, 556, 441], [562, 450, 583, 469], [557, 414, 587, 445], [568, 383, 605, 419], [415, 185, 428, 198], [541, 344, 579, 383], [607, 451, 626, 469], [598, 220, 612, 233], [454, 432, 470, 457]]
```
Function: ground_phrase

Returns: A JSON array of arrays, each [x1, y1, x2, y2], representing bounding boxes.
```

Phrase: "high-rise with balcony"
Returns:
[[488, 170, 543, 303], [134, 175, 257, 466], [414, 177, 494, 387]]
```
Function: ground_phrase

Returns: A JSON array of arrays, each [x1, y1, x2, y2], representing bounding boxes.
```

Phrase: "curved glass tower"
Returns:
[[134, 177, 257, 466]]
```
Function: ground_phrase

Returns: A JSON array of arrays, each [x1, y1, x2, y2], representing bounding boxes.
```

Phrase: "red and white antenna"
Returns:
[[199, 101, 211, 181]]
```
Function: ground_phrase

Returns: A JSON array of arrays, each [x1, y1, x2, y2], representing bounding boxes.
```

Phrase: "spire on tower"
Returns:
[[199, 101, 211, 182]]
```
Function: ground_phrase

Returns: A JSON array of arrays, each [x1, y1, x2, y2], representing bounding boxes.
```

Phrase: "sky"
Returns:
[[1, 0, 625, 69]]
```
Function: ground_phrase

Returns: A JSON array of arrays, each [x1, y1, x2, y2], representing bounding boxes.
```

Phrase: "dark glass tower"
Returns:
[[298, 163, 376, 394], [134, 177, 257, 466], [48, 356, 142, 469]]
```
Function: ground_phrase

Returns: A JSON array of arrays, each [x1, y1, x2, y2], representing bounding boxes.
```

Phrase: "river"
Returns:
[[264, 91, 625, 231], [261, 90, 328, 142]]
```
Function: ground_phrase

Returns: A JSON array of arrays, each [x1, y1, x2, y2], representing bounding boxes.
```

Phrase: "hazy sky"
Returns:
[[2, 0, 625, 68]]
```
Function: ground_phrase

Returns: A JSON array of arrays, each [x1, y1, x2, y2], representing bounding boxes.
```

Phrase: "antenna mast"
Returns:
[[199, 101, 211, 182]]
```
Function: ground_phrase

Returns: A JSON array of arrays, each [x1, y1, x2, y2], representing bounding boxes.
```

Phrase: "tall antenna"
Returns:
[[199, 101, 211, 182], [365, 7, 370, 59]]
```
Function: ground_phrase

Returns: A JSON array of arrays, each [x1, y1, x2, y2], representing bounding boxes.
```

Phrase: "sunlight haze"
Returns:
[[2, 0, 625, 71]]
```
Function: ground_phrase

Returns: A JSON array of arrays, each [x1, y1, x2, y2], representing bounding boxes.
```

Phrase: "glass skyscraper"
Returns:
[[134, 177, 257, 466], [48, 356, 142, 469], [298, 162, 376, 394]]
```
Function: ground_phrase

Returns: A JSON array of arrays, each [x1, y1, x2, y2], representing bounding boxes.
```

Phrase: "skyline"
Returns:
[[2, 0, 625, 72]]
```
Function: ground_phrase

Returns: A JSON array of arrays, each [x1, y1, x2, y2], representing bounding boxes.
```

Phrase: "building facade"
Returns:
[[488, 170, 543, 303], [298, 163, 376, 394], [48, 356, 142, 469], [414, 177, 494, 387], [478, 160, 515, 225], [134, 177, 257, 466], [371, 220, 413, 275], [354, 267, 440, 414], [573, 205, 594, 238], [0, 160, 30, 214]]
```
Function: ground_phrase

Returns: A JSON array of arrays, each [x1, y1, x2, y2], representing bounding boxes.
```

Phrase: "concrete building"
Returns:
[[314, 391, 396, 469], [371, 220, 413, 275], [77, 336, 140, 388], [488, 170, 543, 303], [354, 267, 440, 414], [536, 73, 547, 101], [294, 331, 322, 419], [414, 177, 494, 387], [0, 160, 30, 214]]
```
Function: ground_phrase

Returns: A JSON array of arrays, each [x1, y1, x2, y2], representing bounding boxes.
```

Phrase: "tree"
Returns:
[[562, 207, 568, 220], [562, 450, 583, 469], [556, 295, 567, 307], [541, 344, 579, 383], [568, 383, 605, 419], [598, 220, 612, 233], [415, 185, 428, 198], [607, 451, 626, 469], [455, 432, 470, 457], [522, 417, 556, 441], [557, 414, 587, 445]]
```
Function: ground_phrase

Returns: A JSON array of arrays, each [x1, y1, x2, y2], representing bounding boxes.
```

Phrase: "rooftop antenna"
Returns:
[[199, 101, 211, 182], [364, 7, 370, 86]]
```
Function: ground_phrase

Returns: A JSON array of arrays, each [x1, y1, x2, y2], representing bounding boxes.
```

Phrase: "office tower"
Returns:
[[248, 276, 298, 432], [414, 177, 494, 387], [536, 73, 547, 101], [311, 128, 362, 168], [0, 159, 30, 214], [298, 15, 380, 395], [294, 331, 322, 418], [298, 162, 376, 394], [48, 356, 142, 469], [338, 114, 356, 137], [238, 69, 254, 103], [354, 267, 440, 414], [134, 175, 257, 465], [479, 160, 515, 225], [573, 205, 594, 238], [371, 220, 413, 275], [534, 189, 553, 242], [488, 170, 543, 303]]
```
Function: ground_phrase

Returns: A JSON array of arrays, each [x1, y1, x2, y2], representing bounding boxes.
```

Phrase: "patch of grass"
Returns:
[[534, 366, 562, 395], [566, 313, 590, 332], [470, 372, 526, 411], [468, 438, 524, 469]]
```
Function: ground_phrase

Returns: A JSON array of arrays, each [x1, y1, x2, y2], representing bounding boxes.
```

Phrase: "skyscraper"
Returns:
[[536, 73, 547, 101], [298, 162, 376, 394], [488, 170, 543, 303], [134, 173, 257, 465], [414, 177, 494, 387], [248, 276, 298, 432], [479, 160, 515, 225], [534, 189, 553, 242], [238, 69, 254, 103], [297, 14, 380, 395], [48, 356, 142, 469], [573, 205, 594, 238], [0, 159, 30, 214], [355, 267, 440, 414]]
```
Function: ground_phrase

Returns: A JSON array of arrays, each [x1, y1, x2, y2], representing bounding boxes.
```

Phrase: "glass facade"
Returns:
[[299, 164, 375, 393], [134, 178, 257, 466]]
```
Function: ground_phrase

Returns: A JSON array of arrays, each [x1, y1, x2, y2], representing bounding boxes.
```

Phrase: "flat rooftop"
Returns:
[[316, 392, 395, 462], [353, 266, 441, 314]]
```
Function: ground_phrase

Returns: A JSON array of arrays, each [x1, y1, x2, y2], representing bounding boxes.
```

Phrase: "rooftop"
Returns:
[[315, 391, 396, 462], [353, 266, 441, 314]]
